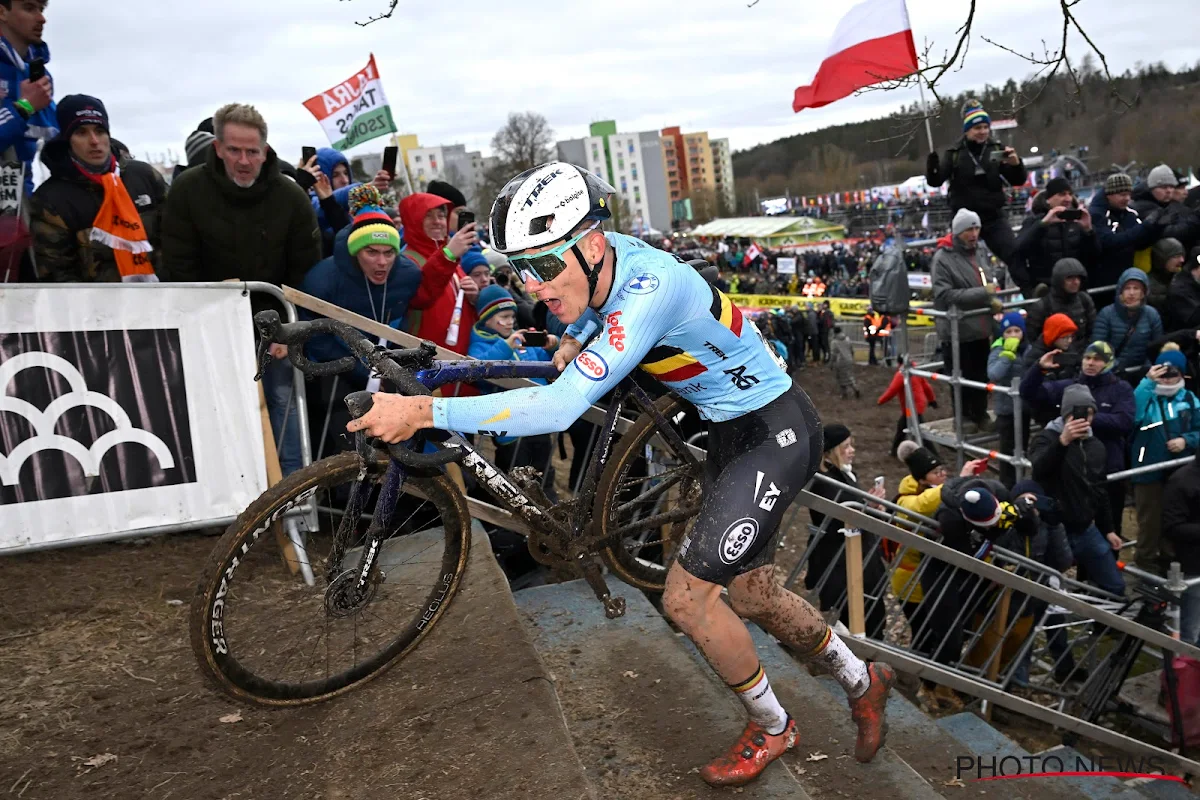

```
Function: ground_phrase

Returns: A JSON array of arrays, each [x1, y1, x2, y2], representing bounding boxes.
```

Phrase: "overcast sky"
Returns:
[[45, 0, 1200, 167]]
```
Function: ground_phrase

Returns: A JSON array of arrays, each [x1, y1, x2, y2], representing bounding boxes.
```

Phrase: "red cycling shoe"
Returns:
[[849, 661, 895, 762], [700, 717, 797, 787]]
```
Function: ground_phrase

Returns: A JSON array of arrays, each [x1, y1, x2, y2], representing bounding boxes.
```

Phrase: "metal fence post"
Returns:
[[1011, 375, 1025, 483], [900, 354, 924, 447], [948, 305, 965, 470]]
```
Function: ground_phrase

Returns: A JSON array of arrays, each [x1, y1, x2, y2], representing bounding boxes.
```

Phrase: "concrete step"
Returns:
[[516, 578, 811, 799], [808, 673, 1087, 800], [938, 713, 1187, 800]]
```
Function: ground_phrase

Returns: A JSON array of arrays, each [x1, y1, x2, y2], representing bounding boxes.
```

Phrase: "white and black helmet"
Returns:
[[488, 162, 615, 254]]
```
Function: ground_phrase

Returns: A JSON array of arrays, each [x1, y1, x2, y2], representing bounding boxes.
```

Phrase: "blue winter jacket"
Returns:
[[467, 324, 552, 444], [299, 226, 423, 388], [1088, 192, 1161, 288], [0, 38, 56, 197], [987, 338, 1028, 416], [1129, 378, 1200, 484], [1021, 367, 1135, 475], [310, 148, 358, 235], [1093, 269, 1164, 374]]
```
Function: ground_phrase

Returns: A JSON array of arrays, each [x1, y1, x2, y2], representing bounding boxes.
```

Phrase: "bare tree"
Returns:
[[490, 112, 555, 174]]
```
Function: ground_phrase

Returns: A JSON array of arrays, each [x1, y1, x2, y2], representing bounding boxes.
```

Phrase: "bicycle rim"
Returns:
[[190, 452, 470, 706]]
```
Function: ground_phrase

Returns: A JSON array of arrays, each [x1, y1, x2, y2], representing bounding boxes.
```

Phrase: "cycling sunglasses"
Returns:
[[510, 221, 601, 284]]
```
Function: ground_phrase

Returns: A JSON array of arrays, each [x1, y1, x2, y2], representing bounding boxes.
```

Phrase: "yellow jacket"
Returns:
[[890, 475, 944, 603]]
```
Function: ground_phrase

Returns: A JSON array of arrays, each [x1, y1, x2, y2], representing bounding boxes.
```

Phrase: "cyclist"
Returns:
[[348, 162, 895, 787]]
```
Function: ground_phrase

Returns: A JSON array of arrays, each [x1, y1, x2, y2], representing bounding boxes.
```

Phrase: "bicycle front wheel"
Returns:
[[595, 394, 706, 592], [189, 451, 471, 706]]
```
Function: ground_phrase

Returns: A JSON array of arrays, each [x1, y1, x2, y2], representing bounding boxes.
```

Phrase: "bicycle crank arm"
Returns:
[[581, 559, 626, 619]]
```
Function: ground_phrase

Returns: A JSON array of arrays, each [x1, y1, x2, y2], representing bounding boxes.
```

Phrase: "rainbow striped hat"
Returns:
[[962, 99, 990, 132], [347, 205, 400, 257]]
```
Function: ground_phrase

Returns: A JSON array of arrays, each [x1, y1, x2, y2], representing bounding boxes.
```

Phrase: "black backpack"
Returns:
[[869, 247, 910, 315]]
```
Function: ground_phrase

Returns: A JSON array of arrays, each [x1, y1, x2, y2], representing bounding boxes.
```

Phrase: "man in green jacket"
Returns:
[[160, 102, 321, 475]]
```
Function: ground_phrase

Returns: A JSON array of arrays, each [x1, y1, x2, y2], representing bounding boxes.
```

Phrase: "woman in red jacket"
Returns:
[[399, 192, 480, 355], [878, 365, 937, 457]]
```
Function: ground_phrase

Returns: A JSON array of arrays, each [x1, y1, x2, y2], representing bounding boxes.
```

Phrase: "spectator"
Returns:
[[1093, 268, 1164, 380], [788, 307, 807, 368], [889, 447, 988, 710], [160, 102, 322, 475], [1162, 458, 1200, 644], [1020, 312, 1079, 394], [1024, 258, 1096, 359], [818, 301, 835, 363], [427, 179, 471, 232], [1166, 247, 1200, 333], [987, 311, 1028, 486], [29, 95, 165, 282], [804, 303, 822, 363], [1022, 340, 1134, 534], [1029, 384, 1125, 596], [1012, 179, 1098, 295], [397, 192, 480, 358], [0, 0, 55, 200], [1132, 165, 1200, 254], [1147, 237, 1184, 317], [829, 325, 859, 399], [172, 129, 216, 180], [298, 206, 425, 454], [925, 98, 1026, 265], [877, 364, 936, 458], [1088, 172, 1161, 294], [931, 209, 1002, 431], [862, 306, 889, 366], [805, 424, 889, 639], [1129, 347, 1200, 574]]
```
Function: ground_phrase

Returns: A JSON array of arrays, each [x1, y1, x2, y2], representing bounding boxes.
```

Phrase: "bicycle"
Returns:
[[190, 310, 707, 706]]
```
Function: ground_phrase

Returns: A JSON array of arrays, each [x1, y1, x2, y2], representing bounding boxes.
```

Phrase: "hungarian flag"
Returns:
[[792, 0, 919, 113]]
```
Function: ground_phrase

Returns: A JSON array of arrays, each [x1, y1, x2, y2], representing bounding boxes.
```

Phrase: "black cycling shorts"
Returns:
[[676, 379, 823, 585]]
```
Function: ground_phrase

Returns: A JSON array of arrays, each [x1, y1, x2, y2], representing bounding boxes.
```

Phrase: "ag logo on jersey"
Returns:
[[574, 350, 609, 382], [625, 273, 660, 295], [719, 517, 759, 564]]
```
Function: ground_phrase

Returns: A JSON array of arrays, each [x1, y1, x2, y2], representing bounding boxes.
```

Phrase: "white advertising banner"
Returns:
[[0, 284, 268, 551], [776, 257, 797, 275]]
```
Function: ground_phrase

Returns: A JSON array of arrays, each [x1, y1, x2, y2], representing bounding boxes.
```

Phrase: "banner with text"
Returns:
[[729, 293, 934, 327], [0, 285, 268, 551], [303, 54, 398, 151]]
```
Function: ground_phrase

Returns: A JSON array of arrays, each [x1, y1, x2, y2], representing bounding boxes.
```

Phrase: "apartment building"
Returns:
[[710, 137, 736, 214], [405, 143, 485, 206], [556, 121, 671, 235]]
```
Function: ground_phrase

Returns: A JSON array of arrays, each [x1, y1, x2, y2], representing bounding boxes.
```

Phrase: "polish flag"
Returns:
[[792, 0, 919, 113]]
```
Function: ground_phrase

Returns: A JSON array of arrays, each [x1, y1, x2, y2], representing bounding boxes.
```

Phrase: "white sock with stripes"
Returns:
[[730, 664, 789, 735], [809, 626, 871, 699]]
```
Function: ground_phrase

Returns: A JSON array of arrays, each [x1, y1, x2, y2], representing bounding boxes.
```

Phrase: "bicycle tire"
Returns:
[[189, 451, 471, 706], [595, 394, 705, 593]]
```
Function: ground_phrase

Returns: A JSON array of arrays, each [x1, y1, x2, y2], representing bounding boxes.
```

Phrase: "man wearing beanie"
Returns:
[[931, 207, 999, 430], [1023, 257, 1095, 359], [1012, 178, 1098, 296], [0, 0, 56, 200], [925, 98, 1026, 265], [1088, 172, 1162, 293], [1132, 164, 1200, 254], [29, 94, 167, 282], [1166, 245, 1200, 332], [1094, 268, 1164, 376], [1029, 382, 1125, 596], [299, 205, 424, 453], [1147, 237, 1185, 316]]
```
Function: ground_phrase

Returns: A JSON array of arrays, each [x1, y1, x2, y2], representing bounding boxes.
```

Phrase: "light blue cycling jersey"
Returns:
[[431, 232, 791, 438]]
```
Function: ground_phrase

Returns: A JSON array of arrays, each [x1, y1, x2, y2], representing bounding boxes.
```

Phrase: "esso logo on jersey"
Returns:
[[606, 311, 626, 352], [625, 273, 660, 295], [719, 518, 760, 565], [574, 351, 609, 382]]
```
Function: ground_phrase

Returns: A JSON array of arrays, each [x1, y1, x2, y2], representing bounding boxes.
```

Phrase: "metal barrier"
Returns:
[[787, 474, 1200, 774]]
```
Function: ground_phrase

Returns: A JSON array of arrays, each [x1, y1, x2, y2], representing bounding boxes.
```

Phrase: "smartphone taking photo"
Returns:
[[28, 59, 44, 82], [521, 330, 548, 348], [301, 146, 318, 165], [457, 210, 476, 231], [382, 146, 399, 177]]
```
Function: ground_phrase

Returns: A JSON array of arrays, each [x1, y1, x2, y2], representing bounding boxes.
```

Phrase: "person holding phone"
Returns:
[[0, 0, 56, 203], [1011, 178, 1098, 295], [924, 99, 1026, 266]]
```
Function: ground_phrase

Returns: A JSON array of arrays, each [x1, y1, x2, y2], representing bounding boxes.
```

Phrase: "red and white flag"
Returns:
[[792, 0, 918, 113], [744, 243, 763, 265]]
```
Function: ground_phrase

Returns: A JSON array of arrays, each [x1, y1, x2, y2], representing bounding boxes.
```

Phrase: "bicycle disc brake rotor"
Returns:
[[324, 568, 381, 618]]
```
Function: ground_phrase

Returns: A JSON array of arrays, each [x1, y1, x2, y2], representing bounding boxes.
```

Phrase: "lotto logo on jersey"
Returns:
[[719, 518, 759, 565], [625, 273, 660, 295], [606, 311, 626, 352], [574, 350, 609, 382]]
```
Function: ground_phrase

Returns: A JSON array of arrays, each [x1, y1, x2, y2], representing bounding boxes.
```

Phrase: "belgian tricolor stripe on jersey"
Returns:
[[710, 286, 744, 336], [640, 345, 707, 382]]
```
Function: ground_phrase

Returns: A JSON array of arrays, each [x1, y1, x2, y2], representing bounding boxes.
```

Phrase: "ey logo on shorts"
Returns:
[[719, 517, 759, 564]]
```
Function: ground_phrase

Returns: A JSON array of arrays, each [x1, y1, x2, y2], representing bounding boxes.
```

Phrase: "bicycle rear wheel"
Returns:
[[595, 394, 706, 592], [190, 451, 471, 706]]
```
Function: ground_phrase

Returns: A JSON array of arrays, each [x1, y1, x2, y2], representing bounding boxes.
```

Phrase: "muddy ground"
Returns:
[[0, 358, 1123, 799]]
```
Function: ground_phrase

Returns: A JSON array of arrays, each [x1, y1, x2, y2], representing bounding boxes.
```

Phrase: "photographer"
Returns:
[[925, 99, 1026, 266], [1012, 179, 1098, 295]]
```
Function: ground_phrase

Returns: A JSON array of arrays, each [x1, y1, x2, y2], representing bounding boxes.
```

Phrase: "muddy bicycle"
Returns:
[[190, 310, 707, 706]]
